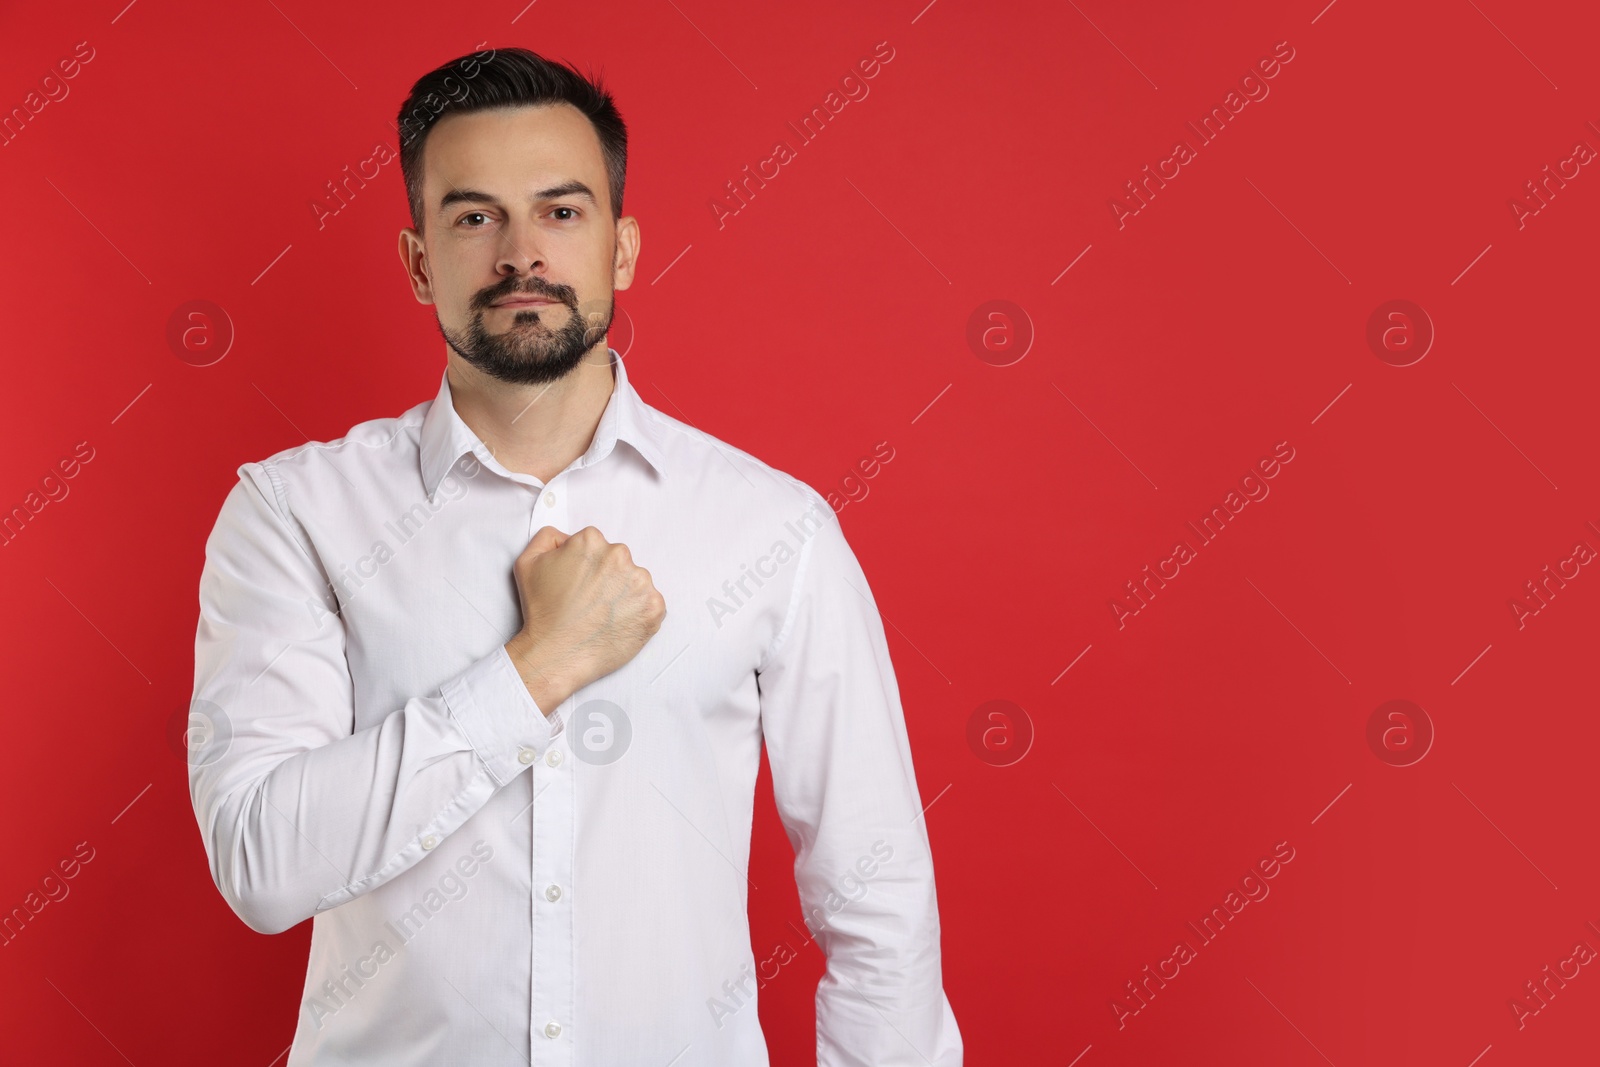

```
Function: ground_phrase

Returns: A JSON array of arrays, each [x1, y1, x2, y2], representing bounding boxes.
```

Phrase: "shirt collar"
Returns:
[[419, 347, 670, 500]]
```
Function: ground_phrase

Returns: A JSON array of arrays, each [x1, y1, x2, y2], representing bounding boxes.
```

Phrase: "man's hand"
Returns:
[[502, 525, 666, 715]]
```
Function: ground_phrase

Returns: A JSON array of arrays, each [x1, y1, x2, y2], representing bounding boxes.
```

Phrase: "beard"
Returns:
[[438, 277, 612, 386]]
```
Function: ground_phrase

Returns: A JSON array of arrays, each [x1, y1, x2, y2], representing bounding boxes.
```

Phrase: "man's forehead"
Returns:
[[426, 105, 599, 173]]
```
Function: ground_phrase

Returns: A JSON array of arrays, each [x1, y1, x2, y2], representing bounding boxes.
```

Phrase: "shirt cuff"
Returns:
[[439, 645, 548, 787]]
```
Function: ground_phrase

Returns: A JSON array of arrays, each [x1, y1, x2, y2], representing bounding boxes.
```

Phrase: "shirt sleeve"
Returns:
[[187, 462, 548, 936], [756, 488, 963, 1067]]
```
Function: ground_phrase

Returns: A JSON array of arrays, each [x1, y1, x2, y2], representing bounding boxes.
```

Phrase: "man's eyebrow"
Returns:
[[438, 187, 500, 213], [533, 181, 598, 206], [437, 182, 598, 214]]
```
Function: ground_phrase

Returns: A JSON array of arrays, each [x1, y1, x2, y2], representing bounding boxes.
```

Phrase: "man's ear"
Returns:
[[399, 227, 435, 304], [612, 215, 640, 293]]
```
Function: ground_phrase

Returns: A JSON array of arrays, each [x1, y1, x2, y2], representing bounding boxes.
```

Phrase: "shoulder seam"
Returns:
[[646, 408, 782, 476], [758, 531, 815, 675], [639, 405, 826, 507], [756, 485, 832, 674], [249, 459, 291, 522]]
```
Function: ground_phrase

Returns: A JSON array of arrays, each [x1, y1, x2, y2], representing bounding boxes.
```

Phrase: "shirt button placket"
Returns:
[[528, 477, 575, 1064]]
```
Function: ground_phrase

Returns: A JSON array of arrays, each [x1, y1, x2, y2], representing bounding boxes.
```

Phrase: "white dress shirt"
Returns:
[[187, 348, 962, 1066]]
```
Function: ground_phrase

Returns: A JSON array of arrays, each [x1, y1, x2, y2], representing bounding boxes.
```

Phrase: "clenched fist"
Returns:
[[502, 525, 666, 716]]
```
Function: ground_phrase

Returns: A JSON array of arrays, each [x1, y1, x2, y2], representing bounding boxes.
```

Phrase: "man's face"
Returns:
[[398, 103, 638, 385]]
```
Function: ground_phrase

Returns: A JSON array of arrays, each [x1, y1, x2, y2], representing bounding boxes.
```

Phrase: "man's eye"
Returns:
[[551, 207, 578, 221], [461, 212, 490, 227]]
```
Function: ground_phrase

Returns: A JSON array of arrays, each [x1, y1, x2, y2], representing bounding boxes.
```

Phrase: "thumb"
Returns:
[[525, 524, 570, 559]]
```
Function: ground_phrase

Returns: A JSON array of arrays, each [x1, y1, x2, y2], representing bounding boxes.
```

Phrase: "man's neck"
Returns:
[[444, 347, 615, 485]]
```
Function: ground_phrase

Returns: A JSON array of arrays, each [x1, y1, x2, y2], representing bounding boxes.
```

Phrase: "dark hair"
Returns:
[[395, 46, 627, 232]]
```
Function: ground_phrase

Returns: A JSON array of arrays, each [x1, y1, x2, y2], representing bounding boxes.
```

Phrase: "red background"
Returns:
[[2, 0, 1597, 1063]]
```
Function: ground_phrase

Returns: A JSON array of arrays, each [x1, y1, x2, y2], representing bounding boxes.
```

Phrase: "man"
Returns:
[[187, 45, 962, 1066]]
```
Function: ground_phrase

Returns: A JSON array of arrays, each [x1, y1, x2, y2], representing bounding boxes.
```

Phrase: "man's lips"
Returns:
[[492, 296, 558, 309]]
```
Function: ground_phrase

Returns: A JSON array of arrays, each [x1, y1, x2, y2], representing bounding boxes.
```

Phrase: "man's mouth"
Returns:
[[492, 297, 558, 309]]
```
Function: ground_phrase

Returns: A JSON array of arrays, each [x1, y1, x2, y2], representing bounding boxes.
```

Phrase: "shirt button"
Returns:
[[421, 835, 438, 850], [544, 1021, 562, 1039], [545, 884, 562, 902], [517, 747, 536, 765], [543, 490, 557, 507], [545, 749, 563, 767]]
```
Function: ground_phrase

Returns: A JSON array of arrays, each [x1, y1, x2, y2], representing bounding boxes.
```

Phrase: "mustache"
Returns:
[[473, 278, 576, 310]]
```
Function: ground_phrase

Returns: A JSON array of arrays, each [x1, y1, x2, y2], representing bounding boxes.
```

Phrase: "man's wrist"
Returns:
[[503, 634, 571, 717]]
